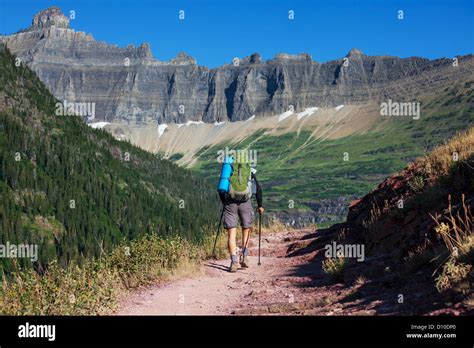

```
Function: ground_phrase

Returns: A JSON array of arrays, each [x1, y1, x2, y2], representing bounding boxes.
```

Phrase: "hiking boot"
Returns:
[[229, 261, 239, 273], [240, 255, 250, 268]]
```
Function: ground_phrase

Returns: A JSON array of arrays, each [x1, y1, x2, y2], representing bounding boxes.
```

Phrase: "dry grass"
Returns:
[[354, 275, 367, 286], [417, 128, 474, 179], [431, 194, 473, 256], [416, 130, 474, 294], [362, 199, 391, 243], [431, 194, 473, 293], [408, 175, 426, 192], [203, 232, 228, 260], [435, 259, 472, 292], [322, 256, 348, 282], [357, 129, 473, 295], [0, 234, 206, 315], [362, 129, 473, 243]]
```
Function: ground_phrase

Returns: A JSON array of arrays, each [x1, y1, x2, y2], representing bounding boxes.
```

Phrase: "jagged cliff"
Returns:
[[1, 7, 473, 124]]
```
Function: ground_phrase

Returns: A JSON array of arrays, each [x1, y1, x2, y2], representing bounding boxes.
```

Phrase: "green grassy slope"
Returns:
[[192, 81, 473, 224]]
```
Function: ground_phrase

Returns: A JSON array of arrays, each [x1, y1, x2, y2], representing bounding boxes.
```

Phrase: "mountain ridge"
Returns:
[[2, 6, 472, 125]]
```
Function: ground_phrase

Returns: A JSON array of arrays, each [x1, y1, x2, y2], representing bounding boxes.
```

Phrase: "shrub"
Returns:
[[322, 257, 347, 282], [408, 175, 426, 192], [0, 260, 120, 315], [431, 194, 473, 293], [435, 259, 472, 292], [431, 194, 473, 256], [0, 234, 206, 315], [202, 233, 228, 260]]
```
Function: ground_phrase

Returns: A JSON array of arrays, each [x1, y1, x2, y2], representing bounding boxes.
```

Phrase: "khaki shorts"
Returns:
[[223, 200, 255, 229]]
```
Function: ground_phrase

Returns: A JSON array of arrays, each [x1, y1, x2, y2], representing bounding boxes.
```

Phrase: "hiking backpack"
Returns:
[[229, 161, 252, 202]]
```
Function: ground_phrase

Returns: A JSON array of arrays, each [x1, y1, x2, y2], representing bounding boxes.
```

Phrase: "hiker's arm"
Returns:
[[218, 192, 226, 205], [252, 173, 263, 208]]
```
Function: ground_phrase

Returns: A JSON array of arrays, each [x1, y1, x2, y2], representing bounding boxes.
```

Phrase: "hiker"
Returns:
[[218, 157, 263, 272]]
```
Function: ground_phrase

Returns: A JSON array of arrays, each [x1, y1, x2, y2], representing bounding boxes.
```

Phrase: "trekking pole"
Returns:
[[258, 211, 262, 266], [212, 206, 225, 258]]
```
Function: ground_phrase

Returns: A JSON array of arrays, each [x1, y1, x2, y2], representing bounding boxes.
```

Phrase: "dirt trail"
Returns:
[[118, 229, 359, 315], [117, 228, 463, 316]]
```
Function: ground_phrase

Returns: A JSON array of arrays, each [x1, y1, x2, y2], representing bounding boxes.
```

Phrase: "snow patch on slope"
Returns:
[[335, 105, 345, 111], [185, 120, 205, 126], [88, 122, 110, 129], [158, 124, 168, 137], [278, 110, 294, 122], [297, 107, 319, 120]]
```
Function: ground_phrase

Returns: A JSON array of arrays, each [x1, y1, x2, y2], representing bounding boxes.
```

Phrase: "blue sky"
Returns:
[[1, 0, 473, 68]]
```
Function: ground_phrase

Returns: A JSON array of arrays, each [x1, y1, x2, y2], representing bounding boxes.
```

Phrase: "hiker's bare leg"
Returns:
[[240, 227, 251, 268], [241, 227, 251, 249], [227, 227, 237, 256]]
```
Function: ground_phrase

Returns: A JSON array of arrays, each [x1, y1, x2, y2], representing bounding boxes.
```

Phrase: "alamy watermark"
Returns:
[[0, 242, 38, 262], [55, 99, 96, 120], [18, 322, 55, 341], [325, 241, 365, 262], [216, 147, 258, 166], [380, 99, 421, 120]]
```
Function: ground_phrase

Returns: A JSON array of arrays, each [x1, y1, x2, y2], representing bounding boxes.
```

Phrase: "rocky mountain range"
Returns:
[[2, 6, 473, 125]]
